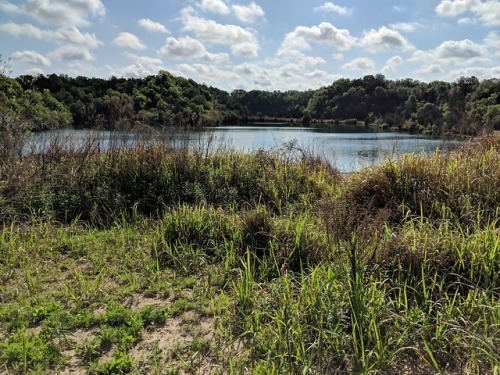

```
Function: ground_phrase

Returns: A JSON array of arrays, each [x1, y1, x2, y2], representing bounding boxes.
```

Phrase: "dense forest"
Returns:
[[1, 66, 500, 135]]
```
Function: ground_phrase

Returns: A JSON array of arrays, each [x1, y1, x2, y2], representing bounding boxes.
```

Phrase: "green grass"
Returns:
[[0, 133, 499, 373]]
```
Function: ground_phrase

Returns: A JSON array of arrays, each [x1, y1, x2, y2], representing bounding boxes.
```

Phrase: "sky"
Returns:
[[0, 0, 499, 92]]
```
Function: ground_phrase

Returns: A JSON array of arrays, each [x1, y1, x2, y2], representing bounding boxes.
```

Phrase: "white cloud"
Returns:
[[231, 58, 339, 91], [233, 62, 258, 75], [435, 0, 473, 17], [485, 31, 500, 56], [360, 27, 414, 53], [113, 32, 147, 50], [410, 39, 489, 74], [160, 37, 205, 59], [383, 55, 404, 72], [436, 0, 500, 26], [175, 63, 239, 86], [300, 56, 327, 66], [342, 57, 375, 71], [0, 22, 45, 38], [448, 65, 500, 79], [305, 69, 330, 78], [253, 76, 273, 87], [389, 22, 423, 32], [435, 39, 486, 59], [124, 52, 163, 66], [55, 27, 102, 48], [67, 61, 99, 77], [458, 17, 476, 24], [0, 23, 102, 49], [278, 22, 356, 56], [0, 1, 24, 14], [138, 18, 169, 33], [48, 46, 95, 61], [230, 42, 259, 57], [12, 50, 50, 66], [181, 8, 259, 57], [232, 2, 265, 23], [109, 63, 157, 78], [200, 0, 230, 15], [416, 64, 444, 74], [313, 2, 352, 15], [277, 57, 326, 78], [159, 36, 228, 63], [25, 0, 105, 27]]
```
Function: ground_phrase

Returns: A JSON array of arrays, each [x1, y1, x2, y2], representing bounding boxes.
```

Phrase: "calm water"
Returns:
[[29, 124, 460, 172]]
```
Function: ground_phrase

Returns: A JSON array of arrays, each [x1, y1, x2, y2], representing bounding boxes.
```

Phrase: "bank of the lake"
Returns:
[[1, 133, 499, 374], [28, 124, 460, 172]]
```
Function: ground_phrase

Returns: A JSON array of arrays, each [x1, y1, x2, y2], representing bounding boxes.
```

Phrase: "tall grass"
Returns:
[[0, 131, 339, 225], [1, 132, 499, 373]]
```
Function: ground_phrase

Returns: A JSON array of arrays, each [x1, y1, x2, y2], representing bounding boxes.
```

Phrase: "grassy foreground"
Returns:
[[0, 134, 499, 374]]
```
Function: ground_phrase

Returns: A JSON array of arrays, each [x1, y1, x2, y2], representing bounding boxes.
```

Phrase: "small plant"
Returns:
[[75, 337, 102, 364], [89, 350, 134, 375]]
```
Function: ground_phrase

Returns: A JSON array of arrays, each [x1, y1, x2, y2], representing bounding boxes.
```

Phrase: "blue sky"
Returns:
[[1, 0, 499, 91]]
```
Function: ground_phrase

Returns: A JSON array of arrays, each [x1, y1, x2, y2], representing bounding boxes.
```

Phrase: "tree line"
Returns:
[[2, 65, 499, 135]]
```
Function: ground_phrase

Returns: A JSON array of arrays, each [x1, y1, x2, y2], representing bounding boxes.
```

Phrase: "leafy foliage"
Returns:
[[3, 59, 498, 135]]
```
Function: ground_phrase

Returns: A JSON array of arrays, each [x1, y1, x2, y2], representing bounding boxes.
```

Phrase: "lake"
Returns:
[[28, 124, 460, 172]]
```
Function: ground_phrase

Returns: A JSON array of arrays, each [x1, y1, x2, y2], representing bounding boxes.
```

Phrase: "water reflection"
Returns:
[[28, 125, 460, 172]]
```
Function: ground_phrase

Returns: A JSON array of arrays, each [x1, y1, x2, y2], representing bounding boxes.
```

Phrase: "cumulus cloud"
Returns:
[[232, 2, 265, 23], [342, 57, 375, 71], [0, 1, 24, 14], [389, 22, 423, 32], [313, 2, 352, 15], [383, 55, 404, 72], [138, 18, 169, 33], [416, 64, 444, 74], [485, 31, 500, 56], [12, 50, 50, 66], [56, 26, 102, 48], [113, 32, 147, 50], [305, 69, 330, 78], [301, 56, 327, 66], [435, 0, 473, 16], [175, 63, 239, 87], [448, 65, 500, 79], [49, 46, 95, 61], [458, 17, 476, 25], [200, 0, 230, 15], [0, 23, 102, 49], [278, 58, 325, 78], [278, 22, 356, 56], [109, 63, 157, 78], [25, 0, 105, 27], [0, 22, 45, 38], [435, 0, 500, 26], [231, 57, 341, 91], [124, 52, 163, 66], [253, 76, 273, 87], [230, 42, 259, 57], [159, 36, 228, 63], [436, 39, 485, 59], [410, 39, 489, 74], [360, 27, 414, 53], [233, 62, 258, 75], [181, 8, 259, 57]]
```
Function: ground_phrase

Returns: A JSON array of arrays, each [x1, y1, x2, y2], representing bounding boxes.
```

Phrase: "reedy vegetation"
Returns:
[[0, 133, 499, 374]]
